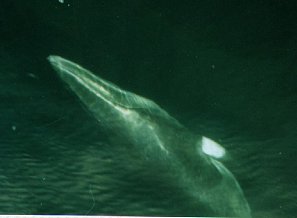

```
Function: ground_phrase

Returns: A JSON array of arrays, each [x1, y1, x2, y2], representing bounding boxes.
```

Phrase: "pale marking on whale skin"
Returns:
[[201, 137, 226, 158]]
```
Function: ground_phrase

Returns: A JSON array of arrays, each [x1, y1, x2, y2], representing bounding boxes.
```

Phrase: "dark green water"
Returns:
[[1, 0, 297, 217]]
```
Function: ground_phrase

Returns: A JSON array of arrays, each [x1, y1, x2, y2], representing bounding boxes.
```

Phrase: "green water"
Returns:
[[1, 0, 297, 217]]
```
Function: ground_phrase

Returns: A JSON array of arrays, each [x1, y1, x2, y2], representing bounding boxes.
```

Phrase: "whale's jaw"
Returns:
[[48, 55, 251, 217]]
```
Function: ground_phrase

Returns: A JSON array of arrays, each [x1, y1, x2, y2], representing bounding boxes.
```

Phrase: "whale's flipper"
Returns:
[[48, 55, 251, 217]]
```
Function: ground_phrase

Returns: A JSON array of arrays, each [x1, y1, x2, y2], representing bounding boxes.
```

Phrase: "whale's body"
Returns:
[[48, 55, 251, 217]]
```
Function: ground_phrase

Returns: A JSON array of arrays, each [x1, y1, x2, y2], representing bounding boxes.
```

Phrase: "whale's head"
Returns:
[[48, 55, 182, 130], [48, 55, 186, 156]]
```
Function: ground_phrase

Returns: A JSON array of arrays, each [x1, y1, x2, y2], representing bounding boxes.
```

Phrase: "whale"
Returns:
[[48, 55, 251, 217]]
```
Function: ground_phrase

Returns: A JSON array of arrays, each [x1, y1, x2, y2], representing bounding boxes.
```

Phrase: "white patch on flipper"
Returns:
[[202, 136, 226, 158]]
